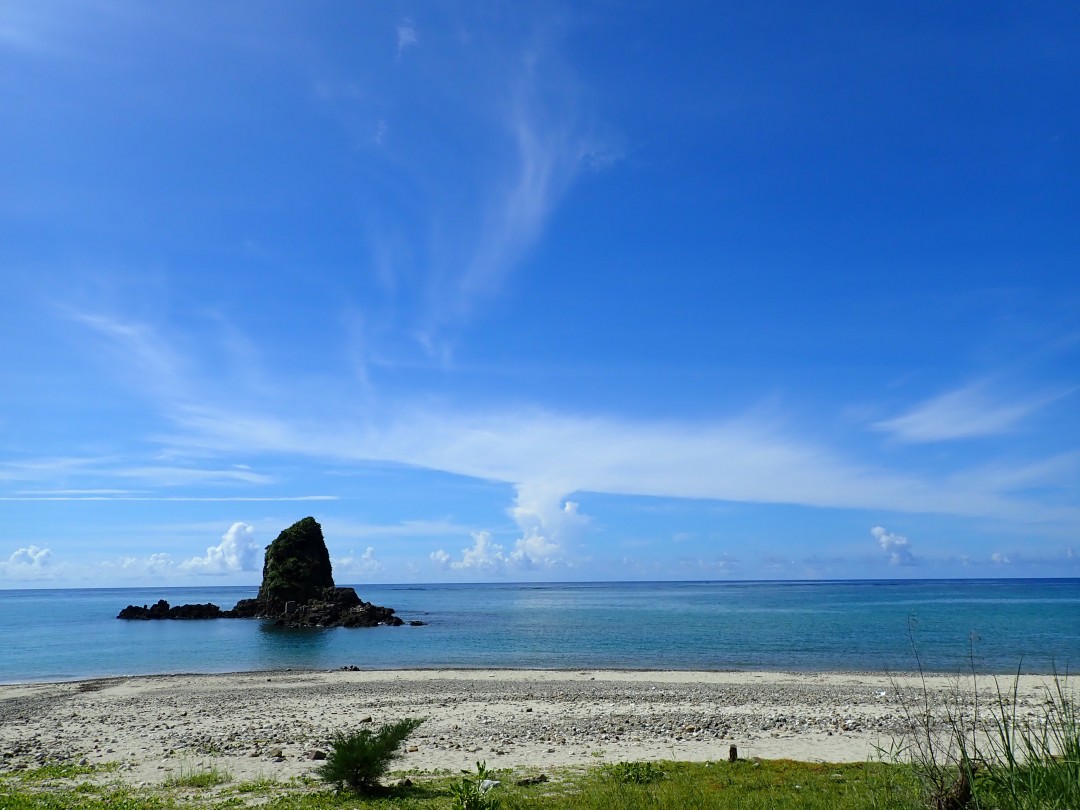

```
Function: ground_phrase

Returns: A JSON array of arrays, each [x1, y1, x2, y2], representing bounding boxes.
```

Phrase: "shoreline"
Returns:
[[1, 660, 1060, 689], [2, 669, 1072, 785]]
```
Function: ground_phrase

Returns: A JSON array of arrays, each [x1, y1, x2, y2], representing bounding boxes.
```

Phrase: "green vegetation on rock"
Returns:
[[257, 517, 335, 609]]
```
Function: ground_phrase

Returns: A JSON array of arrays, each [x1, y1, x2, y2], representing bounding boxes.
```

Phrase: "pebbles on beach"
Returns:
[[0, 669, 1065, 785]]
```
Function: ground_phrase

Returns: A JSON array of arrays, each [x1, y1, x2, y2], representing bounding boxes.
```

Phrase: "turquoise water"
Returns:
[[1, 580, 1078, 683]]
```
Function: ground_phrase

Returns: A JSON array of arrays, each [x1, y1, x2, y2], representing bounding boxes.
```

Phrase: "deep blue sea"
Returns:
[[2, 580, 1078, 684]]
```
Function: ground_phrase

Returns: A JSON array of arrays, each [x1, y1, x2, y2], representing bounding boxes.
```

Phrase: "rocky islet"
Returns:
[[117, 517, 416, 628]]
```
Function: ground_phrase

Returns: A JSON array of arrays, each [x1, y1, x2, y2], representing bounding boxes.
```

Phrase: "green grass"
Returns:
[[0, 783, 181, 810], [0, 758, 923, 809], [10, 761, 119, 782], [231, 776, 281, 793], [879, 644, 1080, 810], [162, 764, 233, 789], [543, 760, 922, 810]]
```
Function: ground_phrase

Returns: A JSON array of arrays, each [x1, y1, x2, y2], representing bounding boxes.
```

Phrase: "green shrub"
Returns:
[[162, 764, 232, 788], [449, 761, 500, 810], [604, 760, 667, 784], [315, 717, 424, 794]]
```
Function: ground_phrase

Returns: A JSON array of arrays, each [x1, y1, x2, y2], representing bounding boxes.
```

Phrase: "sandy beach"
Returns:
[[0, 669, 1068, 786]]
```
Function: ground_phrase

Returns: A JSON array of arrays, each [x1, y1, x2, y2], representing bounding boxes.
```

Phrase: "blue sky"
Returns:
[[1, 1, 1078, 587]]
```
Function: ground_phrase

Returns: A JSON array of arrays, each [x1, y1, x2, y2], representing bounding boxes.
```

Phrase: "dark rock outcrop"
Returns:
[[117, 517, 413, 628], [271, 587, 404, 628], [117, 600, 223, 620], [256, 516, 335, 614]]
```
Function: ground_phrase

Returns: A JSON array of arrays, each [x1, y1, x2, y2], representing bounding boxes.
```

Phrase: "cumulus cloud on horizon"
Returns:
[[872, 525, 917, 566], [431, 489, 588, 574], [180, 522, 260, 574], [8, 545, 52, 568], [1, 545, 54, 579], [335, 546, 383, 576]]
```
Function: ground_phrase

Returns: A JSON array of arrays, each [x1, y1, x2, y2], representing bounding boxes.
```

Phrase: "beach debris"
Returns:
[[305, 749, 326, 760], [516, 773, 548, 785]]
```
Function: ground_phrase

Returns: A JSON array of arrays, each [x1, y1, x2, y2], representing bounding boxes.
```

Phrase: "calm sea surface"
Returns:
[[1, 580, 1078, 684]]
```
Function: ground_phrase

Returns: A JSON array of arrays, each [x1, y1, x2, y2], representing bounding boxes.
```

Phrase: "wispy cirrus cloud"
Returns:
[[446, 77, 586, 320], [0, 494, 336, 502], [333, 14, 616, 361], [322, 518, 474, 540], [395, 17, 416, 58], [53, 308, 1080, 545], [66, 310, 189, 399], [165, 399, 1080, 531], [0, 0, 83, 56], [873, 381, 1073, 443], [0, 454, 278, 490]]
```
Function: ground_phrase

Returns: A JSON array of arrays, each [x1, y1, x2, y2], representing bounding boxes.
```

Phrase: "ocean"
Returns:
[[2, 579, 1078, 684]]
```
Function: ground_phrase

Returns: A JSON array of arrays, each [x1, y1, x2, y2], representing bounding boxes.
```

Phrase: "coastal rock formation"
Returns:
[[271, 586, 404, 628], [117, 517, 409, 628], [236, 516, 335, 617], [116, 600, 223, 620], [229, 517, 336, 619]]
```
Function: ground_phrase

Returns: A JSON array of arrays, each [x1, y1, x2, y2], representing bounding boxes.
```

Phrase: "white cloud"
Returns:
[[1, 546, 53, 578], [68, 311, 187, 400], [335, 546, 383, 575], [106, 552, 175, 578], [453, 531, 507, 573], [991, 552, 1011, 565], [873, 382, 1071, 443], [168, 400, 1080, 532], [433, 531, 509, 573], [396, 18, 416, 57], [7, 545, 52, 568], [180, 522, 259, 574], [54, 310, 1080, 548], [507, 485, 589, 568], [431, 488, 588, 574], [325, 518, 471, 540], [871, 525, 917, 566], [450, 86, 585, 322], [0, 1, 82, 56]]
